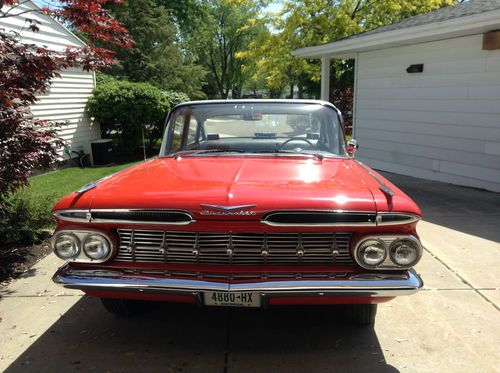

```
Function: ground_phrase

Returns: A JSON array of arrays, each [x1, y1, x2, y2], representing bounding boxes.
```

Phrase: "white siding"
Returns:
[[0, 1, 100, 159], [354, 34, 500, 192]]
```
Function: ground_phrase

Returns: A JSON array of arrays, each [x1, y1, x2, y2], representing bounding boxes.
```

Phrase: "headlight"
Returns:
[[390, 238, 421, 267], [356, 239, 387, 268], [83, 234, 111, 260], [53, 233, 80, 259]]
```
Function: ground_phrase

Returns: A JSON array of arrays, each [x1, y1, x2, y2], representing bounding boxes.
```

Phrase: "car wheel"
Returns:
[[100, 298, 151, 316], [344, 304, 377, 325]]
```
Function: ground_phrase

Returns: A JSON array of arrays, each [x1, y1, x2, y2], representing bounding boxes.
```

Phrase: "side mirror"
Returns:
[[346, 139, 359, 156]]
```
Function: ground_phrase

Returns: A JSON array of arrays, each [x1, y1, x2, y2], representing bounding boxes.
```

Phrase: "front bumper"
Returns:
[[53, 264, 423, 299]]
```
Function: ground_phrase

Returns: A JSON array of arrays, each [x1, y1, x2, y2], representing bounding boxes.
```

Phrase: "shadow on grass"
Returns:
[[5, 296, 398, 373]]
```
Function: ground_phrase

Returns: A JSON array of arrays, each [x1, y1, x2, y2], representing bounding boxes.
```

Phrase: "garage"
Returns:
[[293, 1, 500, 192]]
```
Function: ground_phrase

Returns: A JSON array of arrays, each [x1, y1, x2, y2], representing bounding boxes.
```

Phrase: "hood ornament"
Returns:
[[200, 204, 257, 216]]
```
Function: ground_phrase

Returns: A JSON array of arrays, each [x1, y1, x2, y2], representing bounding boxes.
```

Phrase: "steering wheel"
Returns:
[[279, 137, 313, 150]]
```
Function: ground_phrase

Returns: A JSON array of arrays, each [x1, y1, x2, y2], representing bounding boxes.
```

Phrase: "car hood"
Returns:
[[73, 156, 382, 220]]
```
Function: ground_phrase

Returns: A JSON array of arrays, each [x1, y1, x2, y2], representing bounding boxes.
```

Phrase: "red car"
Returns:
[[51, 100, 423, 324]]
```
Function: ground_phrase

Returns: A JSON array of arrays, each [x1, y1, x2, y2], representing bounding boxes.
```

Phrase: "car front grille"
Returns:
[[115, 229, 354, 266]]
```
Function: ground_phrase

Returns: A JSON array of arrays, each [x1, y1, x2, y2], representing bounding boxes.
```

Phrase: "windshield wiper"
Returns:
[[196, 148, 246, 154], [256, 150, 325, 161], [172, 149, 246, 158]]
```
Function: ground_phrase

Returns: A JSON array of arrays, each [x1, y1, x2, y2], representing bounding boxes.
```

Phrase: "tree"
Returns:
[[105, 0, 207, 99], [240, 0, 458, 95], [0, 0, 132, 197], [189, 0, 265, 98]]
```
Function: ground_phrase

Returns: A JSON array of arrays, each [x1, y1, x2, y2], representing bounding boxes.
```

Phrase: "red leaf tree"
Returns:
[[0, 0, 133, 197]]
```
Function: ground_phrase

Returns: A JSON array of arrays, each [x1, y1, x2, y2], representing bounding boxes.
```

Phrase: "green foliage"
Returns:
[[0, 194, 54, 245], [0, 162, 137, 246], [163, 91, 190, 108], [95, 72, 117, 86], [88, 80, 171, 156], [104, 0, 206, 99], [240, 0, 458, 93], [188, 0, 266, 98]]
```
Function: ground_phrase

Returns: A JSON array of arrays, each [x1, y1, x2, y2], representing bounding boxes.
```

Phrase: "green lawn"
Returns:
[[15, 162, 138, 207]]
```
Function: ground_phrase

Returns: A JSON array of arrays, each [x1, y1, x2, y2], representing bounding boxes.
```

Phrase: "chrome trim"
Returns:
[[261, 210, 419, 227], [377, 212, 420, 226], [90, 209, 195, 225], [200, 204, 256, 212], [53, 265, 423, 298], [355, 161, 394, 198], [52, 230, 115, 264], [53, 210, 90, 223], [261, 210, 377, 227], [77, 182, 97, 194], [115, 229, 354, 266], [53, 209, 195, 225], [353, 235, 423, 270]]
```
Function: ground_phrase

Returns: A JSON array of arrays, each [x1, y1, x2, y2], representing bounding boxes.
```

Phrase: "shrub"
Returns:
[[88, 81, 171, 156], [163, 90, 190, 109], [0, 194, 55, 246]]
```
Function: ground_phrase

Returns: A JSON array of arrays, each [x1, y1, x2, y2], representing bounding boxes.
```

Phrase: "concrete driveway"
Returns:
[[1, 172, 499, 373]]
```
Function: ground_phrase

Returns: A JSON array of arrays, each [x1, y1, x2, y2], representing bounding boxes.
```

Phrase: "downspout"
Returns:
[[352, 52, 359, 138]]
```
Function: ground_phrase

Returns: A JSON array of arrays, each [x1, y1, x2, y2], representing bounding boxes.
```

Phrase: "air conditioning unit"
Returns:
[[90, 139, 114, 166]]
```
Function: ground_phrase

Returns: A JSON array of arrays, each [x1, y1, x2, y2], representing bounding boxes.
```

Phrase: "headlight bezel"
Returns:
[[354, 235, 423, 270], [52, 230, 114, 263]]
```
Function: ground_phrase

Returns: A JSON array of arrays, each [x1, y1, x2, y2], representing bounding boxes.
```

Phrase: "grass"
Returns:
[[15, 162, 138, 208]]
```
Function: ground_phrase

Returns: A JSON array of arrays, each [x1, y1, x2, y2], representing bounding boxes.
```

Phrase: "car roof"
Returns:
[[174, 99, 339, 111]]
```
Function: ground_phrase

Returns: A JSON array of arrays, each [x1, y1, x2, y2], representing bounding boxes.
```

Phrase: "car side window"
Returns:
[[170, 115, 185, 152]]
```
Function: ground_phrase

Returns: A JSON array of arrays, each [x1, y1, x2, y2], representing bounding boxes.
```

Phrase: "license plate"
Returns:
[[203, 292, 261, 308]]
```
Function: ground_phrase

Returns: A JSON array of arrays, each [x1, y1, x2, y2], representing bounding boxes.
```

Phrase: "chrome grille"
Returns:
[[116, 229, 354, 266]]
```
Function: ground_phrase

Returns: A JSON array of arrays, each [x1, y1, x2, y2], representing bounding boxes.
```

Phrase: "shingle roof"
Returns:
[[347, 0, 500, 41]]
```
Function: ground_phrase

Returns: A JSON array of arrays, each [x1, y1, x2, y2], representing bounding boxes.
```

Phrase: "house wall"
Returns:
[[354, 34, 500, 192], [0, 1, 100, 160]]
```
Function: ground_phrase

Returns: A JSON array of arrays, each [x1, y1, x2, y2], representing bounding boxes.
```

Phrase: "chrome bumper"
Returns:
[[53, 265, 423, 298]]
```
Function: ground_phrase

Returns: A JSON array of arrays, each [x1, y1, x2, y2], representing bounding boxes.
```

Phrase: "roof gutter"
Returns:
[[293, 10, 500, 59]]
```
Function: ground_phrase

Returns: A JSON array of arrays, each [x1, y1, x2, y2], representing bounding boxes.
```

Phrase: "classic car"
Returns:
[[51, 99, 423, 324]]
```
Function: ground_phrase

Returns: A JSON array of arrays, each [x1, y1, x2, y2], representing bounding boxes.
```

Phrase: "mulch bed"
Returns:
[[0, 240, 52, 286]]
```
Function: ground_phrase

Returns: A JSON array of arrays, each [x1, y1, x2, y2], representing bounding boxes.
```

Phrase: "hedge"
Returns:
[[88, 80, 189, 157]]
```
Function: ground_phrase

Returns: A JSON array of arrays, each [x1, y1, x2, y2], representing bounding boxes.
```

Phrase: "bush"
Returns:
[[88, 81, 171, 157], [88, 81, 190, 158], [0, 194, 55, 246], [163, 90, 190, 109]]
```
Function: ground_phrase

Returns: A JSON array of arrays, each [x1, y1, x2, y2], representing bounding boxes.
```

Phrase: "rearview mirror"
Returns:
[[346, 139, 359, 156]]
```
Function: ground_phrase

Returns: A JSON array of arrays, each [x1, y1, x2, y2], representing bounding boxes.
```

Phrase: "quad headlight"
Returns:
[[389, 238, 420, 267], [52, 231, 113, 263], [354, 235, 422, 269], [53, 233, 80, 260], [83, 234, 111, 260], [356, 239, 387, 268]]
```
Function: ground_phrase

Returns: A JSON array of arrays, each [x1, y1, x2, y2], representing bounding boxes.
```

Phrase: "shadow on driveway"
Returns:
[[5, 296, 398, 373], [381, 171, 500, 242]]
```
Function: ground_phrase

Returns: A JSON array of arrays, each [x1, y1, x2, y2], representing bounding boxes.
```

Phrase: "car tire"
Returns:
[[344, 304, 377, 325], [100, 298, 151, 316]]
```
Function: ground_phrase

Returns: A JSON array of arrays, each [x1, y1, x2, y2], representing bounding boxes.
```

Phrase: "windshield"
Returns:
[[160, 101, 346, 157]]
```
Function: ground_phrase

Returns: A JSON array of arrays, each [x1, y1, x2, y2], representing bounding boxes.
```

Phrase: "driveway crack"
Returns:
[[423, 247, 499, 312]]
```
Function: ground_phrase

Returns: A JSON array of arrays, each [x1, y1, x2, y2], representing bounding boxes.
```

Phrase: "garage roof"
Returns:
[[293, 0, 500, 59]]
